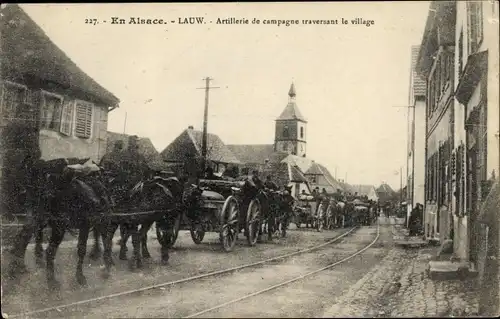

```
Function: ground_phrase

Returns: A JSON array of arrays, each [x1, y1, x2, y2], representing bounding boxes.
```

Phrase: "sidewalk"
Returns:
[[322, 224, 479, 317]]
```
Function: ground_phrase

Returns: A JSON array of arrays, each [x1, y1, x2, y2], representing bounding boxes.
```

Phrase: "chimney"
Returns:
[[188, 126, 194, 130]]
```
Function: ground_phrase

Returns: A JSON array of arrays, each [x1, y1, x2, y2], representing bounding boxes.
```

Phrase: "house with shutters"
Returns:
[[0, 4, 119, 163], [0, 4, 119, 218], [415, 1, 499, 288]]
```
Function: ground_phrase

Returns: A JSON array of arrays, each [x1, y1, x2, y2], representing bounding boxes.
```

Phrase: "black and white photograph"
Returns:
[[0, 1, 499, 318]]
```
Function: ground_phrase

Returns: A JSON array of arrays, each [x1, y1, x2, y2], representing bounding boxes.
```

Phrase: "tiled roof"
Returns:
[[411, 45, 427, 97], [290, 165, 308, 183], [226, 144, 275, 164], [1, 4, 119, 106], [160, 128, 240, 164], [276, 101, 307, 122], [305, 162, 323, 175], [376, 183, 395, 194], [282, 155, 344, 193], [351, 184, 377, 197], [106, 132, 168, 171]]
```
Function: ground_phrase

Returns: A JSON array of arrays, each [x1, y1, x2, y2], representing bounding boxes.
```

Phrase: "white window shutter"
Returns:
[[60, 100, 74, 136], [75, 101, 93, 139]]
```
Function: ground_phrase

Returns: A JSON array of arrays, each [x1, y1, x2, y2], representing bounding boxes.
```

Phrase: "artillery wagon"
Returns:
[[166, 178, 265, 252]]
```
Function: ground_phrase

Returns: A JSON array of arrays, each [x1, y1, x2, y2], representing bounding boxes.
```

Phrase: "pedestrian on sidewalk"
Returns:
[[408, 203, 423, 236]]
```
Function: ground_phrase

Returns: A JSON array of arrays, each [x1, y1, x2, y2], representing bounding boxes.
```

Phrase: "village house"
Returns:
[[375, 183, 396, 205], [416, 1, 457, 245], [453, 0, 499, 313], [160, 126, 241, 176], [106, 132, 168, 172], [406, 45, 427, 225], [416, 1, 499, 289], [0, 4, 119, 216]]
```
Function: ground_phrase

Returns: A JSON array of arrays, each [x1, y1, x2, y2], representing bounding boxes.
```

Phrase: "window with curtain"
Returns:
[[74, 101, 93, 139]]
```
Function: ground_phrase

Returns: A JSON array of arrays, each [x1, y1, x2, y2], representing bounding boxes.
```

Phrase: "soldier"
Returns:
[[100, 140, 124, 172], [264, 175, 279, 191], [121, 135, 150, 189], [251, 170, 264, 189]]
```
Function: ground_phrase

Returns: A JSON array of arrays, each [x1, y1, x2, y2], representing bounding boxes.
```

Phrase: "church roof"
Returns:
[[276, 83, 307, 122], [276, 102, 307, 122]]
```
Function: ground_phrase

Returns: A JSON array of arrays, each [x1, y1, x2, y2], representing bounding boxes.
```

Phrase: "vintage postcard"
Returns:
[[0, 2, 499, 318]]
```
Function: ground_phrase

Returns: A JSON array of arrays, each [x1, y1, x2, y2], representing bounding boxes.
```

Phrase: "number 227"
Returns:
[[85, 18, 98, 25]]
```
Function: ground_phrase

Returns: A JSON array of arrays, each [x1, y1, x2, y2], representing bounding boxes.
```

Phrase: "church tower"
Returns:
[[274, 83, 307, 157]]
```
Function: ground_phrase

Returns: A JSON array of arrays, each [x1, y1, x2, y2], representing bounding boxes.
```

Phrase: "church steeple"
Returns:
[[288, 82, 296, 100], [274, 82, 307, 157]]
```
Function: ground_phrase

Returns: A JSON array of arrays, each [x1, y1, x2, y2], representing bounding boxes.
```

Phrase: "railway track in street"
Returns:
[[9, 226, 359, 318], [183, 223, 380, 318]]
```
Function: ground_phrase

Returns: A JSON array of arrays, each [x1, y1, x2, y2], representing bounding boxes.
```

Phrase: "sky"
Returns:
[[20, 2, 430, 190]]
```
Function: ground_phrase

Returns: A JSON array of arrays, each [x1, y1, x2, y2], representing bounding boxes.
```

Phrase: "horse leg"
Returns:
[[76, 224, 90, 286], [7, 221, 36, 277], [155, 221, 170, 265], [89, 227, 102, 260], [45, 222, 65, 290], [101, 222, 117, 279], [130, 224, 142, 270], [34, 222, 45, 267], [119, 224, 130, 260], [140, 221, 152, 259]]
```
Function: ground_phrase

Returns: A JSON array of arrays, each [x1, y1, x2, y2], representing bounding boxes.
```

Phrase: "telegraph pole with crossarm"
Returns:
[[197, 77, 220, 172]]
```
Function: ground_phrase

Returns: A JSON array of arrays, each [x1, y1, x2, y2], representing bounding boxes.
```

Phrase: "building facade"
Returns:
[[416, 1, 457, 244], [406, 45, 427, 225], [417, 1, 499, 275], [453, 0, 499, 266]]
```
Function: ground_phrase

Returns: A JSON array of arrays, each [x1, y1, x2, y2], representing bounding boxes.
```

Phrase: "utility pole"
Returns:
[[123, 112, 127, 134], [196, 77, 220, 171]]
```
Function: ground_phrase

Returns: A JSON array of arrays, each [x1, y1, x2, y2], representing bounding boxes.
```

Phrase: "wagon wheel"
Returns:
[[190, 221, 205, 244], [219, 195, 239, 252], [246, 199, 261, 246], [156, 212, 181, 248]]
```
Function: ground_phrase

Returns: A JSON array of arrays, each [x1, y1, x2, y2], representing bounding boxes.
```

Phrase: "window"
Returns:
[[1, 81, 27, 118], [40, 91, 63, 130], [300, 126, 304, 139], [74, 100, 93, 139], [458, 30, 464, 75], [467, 1, 483, 54], [283, 125, 289, 138], [60, 100, 74, 136], [427, 51, 454, 116], [308, 175, 317, 184], [283, 143, 288, 152]]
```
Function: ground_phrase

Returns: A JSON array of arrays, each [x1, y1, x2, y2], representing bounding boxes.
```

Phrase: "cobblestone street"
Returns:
[[323, 222, 480, 318]]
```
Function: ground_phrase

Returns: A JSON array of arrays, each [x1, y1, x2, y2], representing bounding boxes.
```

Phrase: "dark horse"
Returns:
[[7, 158, 115, 289], [77, 171, 184, 270], [7, 159, 182, 289], [90, 174, 184, 268]]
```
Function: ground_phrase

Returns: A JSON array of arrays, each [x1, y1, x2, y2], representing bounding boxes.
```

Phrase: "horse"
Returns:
[[7, 158, 115, 290], [336, 201, 346, 228], [98, 174, 184, 269]]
